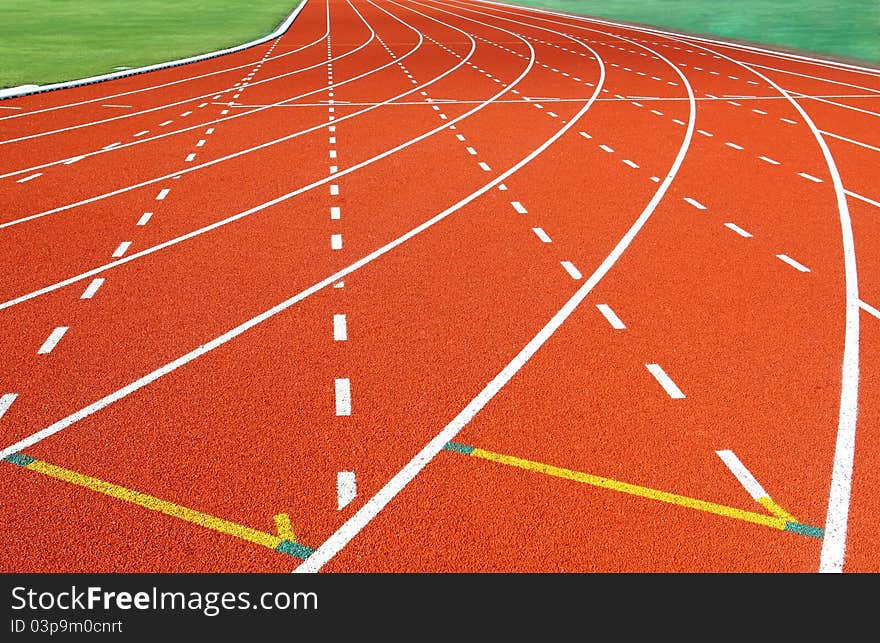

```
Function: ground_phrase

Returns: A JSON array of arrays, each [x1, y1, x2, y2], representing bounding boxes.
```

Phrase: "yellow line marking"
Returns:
[[25, 460, 284, 550], [468, 448, 789, 531], [274, 513, 297, 542], [758, 497, 799, 523]]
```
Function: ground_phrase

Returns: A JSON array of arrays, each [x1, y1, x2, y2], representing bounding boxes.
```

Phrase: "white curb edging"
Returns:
[[0, 0, 308, 101]]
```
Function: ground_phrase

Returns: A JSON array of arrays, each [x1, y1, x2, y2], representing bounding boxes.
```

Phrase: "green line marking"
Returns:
[[4, 452, 36, 467], [277, 540, 314, 560], [443, 441, 475, 455], [786, 522, 825, 539]]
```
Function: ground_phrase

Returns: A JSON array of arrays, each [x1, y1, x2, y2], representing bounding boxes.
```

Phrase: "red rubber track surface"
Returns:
[[1, 0, 878, 573]]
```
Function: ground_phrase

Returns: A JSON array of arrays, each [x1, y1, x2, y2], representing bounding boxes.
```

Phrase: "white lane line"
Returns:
[[622, 159, 639, 168], [112, 241, 132, 257], [820, 130, 880, 153], [159, 120, 173, 126], [845, 190, 880, 208], [478, 161, 491, 171], [136, 212, 153, 226], [331, 234, 343, 250], [80, 278, 104, 299], [560, 260, 582, 280], [337, 471, 357, 510], [645, 363, 686, 399], [759, 155, 780, 165], [466, 146, 477, 155], [16, 173, 42, 183], [63, 155, 86, 165], [776, 253, 810, 272], [181, 111, 192, 117], [697, 129, 713, 137], [672, 118, 685, 125], [330, 206, 341, 220], [683, 197, 707, 210], [185, 153, 196, 162], [798, 172, 823, 183], [333, 281, 344, 289], [715, 450, 768, 500], [156, 188, 170, 200], [596, 303, 626, 329], [510, 201, 527, 214], [0, 393, 17, 421], [206, 127, 214, 135], [196, 139, 206, 147], [579, 131, 592, 139], [724, 222, 753, 238], [725, 142, 744, 150], [38, 326, 69, 355], [330, 184, 339, 195], [531, 227, 552, 243], [329, 150, 337, 158], [455, 133, 466, 141], [780, 117, 797, 124], [599, 144, 614, 153], [752, 109, 767, 115], [103, 142, 121, 150], [860, 300, 880, 320], [335, 378, 351, 416], [133, 130, 149, 137], [333, 314, 348, 341]]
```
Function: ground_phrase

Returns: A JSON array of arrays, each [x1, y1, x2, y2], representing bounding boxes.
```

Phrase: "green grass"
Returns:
[[503, 0, 880, 64], [0, 0, 302, 89]]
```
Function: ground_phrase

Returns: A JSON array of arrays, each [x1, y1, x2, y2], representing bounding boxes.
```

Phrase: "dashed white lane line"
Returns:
[[205, 128, 214, 135], [133, 130, 150, 137], [599, 144, 614, 153], [466, 146, 477, 155], [0, 393, 17, 421], [156, 188, 170, 200], [622, 159, 639, 169], [333, 281, 344, 289], [752, 109, 768, 115], [329, 150, 337, 159], [331, 234, 343, 250], [725, 142, 744, 150], [333, 314, 348, 341], [798, 172, 823, 183], [38, 326, 69, 355], [185, 153, 196, 162], [478, 162, 491, 171], [724, 222, 753, 238], [511, 201, 527, 214], [697, 129, 713, 137], [645, 363, 686, 399], [860, 300, 880, 320], [160, 120, 173, 126], [715, 450, 768, 500], [455, 133, 466, 141], [112, 241, 132, 258], [759, 155, 781, 165], [335, 378, 351, 416], [196, 139, 206, 147], [531, 227, 552, 243], [14, 171, 43, 184], [337, 471, 357, 510], [780, 117, 797, 124], [579, 131, 592, 139], [330, 184, 339, 196], [776, 253, 811, 272], [330, 206, 341, 220], [683, 197, 707, 210], [560, 260, 582, 280], [80, 278, 104, 299], [596, 303, 626, 330], [136, 212, 153, 226]]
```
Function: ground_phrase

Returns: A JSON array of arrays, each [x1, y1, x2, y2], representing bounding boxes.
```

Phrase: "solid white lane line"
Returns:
[[645, 363, 686, 399], [759, 155, 780, 165], [80, 278, 104, 299], [860, 300, 880, 320], [724, 222, 753, 237], [331, 234, 343, 250], [112, 241, 132, 257], [335, 378, 351, 416], [16, 173, 42, 183], [776, 253, 810, 272], [511, 201, 527, 214], [531, 227, 551, 242], [103, 142, 121, 150], [560, 260, 582, 279], [63, 155, 86, 165], [136, 212, 153, 226], [333, 314, 348, 341], [0, 393, 17, 421], [330, 206, 341, 220], [596, 303, 626, 329], [683, 197, 706, 210], [38, 326, 69, 355], [844, 190, 880, 208], [715, 450, 768, 500], [337, 471, 357, 510], [798, 172, 823, 183], [820, 130, 880, 153], [156, 188, 170, 200]]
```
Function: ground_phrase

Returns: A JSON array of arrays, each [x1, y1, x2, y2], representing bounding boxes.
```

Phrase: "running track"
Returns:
[[1, 0, 878, 573]]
